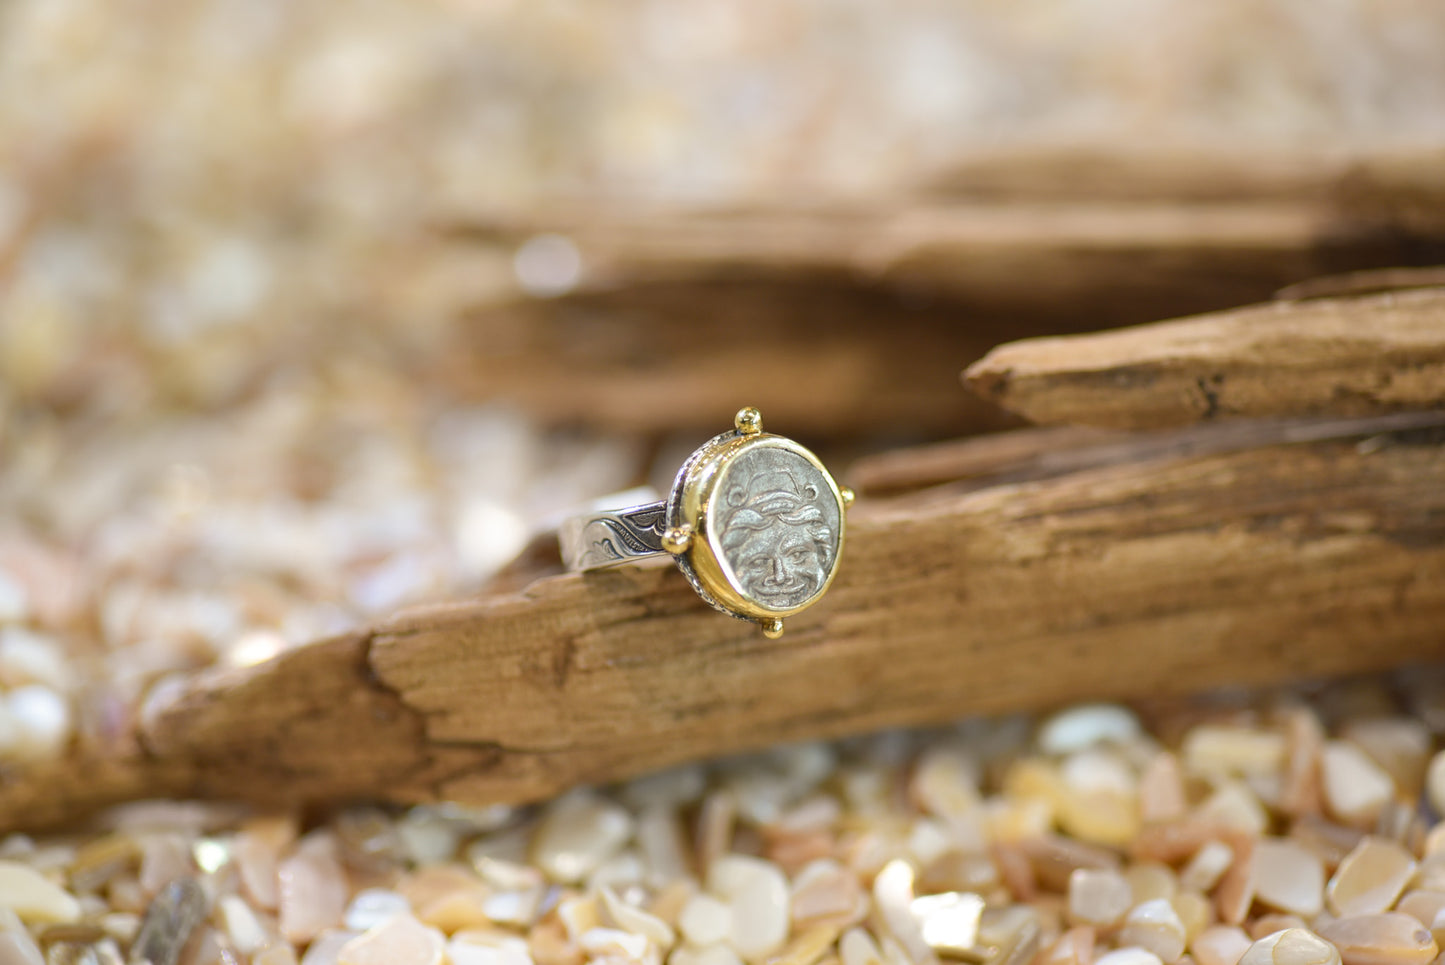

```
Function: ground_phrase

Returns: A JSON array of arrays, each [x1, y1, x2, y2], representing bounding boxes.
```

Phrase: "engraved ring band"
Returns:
[[559, 408, 854, 638]]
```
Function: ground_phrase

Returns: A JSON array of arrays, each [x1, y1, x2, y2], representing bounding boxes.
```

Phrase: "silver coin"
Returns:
[[708, 445, 841, 612]]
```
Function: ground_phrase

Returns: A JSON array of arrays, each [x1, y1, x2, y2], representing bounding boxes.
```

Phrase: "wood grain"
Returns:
[[7, 413, 1443, 832], [440, 149, 1445, 438], [963, 287, 1445, 431]]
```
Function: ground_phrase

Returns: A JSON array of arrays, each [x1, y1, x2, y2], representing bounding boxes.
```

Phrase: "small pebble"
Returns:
[[1426, 751, 1445, 818], [343, 889, 410, 933], [601, 885, 675, 949], [1184, 727, 1287, 778], [1238, 928, 1341, 965], [1193, 925, 1254, 965], [531, 791, 634, 885], [1322, 743, 1396, 828], [1315, 913, 1438, 965], [1067, 868, 1133, 927], [0, 931, 43, 965], [711, 855, 790, 963], [0, 860, 81, 923], [278, 836, 348, 943], [336, 913, 445, 965], [1328, 838, 1416, 917], [1094, 948, 1164, 965], [1118, 898, 1188, 962], [1252, 839, 1324, 917], [839, 928, 885, 965], [1038, 705, 1142, 756], [1182, 842, 1236, 894], [910, 891, 983, 956]]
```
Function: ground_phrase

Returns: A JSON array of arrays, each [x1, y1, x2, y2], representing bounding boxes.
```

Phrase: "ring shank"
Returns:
[[558, 500, 670, 571]]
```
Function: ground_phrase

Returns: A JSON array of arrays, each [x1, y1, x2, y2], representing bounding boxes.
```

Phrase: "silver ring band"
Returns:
[[559, 500, 670, 571]]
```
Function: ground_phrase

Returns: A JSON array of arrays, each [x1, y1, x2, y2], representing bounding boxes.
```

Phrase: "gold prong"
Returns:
[[734, 406, 763, 435], [661, 525, 693, 555], [760, 618, 784, 639], [839, 486, 855, 511]]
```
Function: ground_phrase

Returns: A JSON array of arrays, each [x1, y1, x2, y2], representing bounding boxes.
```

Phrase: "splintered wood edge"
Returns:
[[3, 415, 1441, 831], [963, 286, 1445, 430]]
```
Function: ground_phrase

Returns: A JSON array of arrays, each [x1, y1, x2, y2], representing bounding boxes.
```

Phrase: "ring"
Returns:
[[559, 407, 854, 638]]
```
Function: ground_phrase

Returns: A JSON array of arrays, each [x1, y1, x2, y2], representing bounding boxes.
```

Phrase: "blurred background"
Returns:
[[1, 0, 1444, 760]]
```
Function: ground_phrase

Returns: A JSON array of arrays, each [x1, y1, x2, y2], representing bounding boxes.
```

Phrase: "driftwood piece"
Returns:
[[441, 150, 1445, 437], [4, 412, 1444, 831], [963, 287, 1445, 431]]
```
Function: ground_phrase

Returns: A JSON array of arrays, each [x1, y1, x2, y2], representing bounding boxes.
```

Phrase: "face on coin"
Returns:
[[710, 445, 842, 612]]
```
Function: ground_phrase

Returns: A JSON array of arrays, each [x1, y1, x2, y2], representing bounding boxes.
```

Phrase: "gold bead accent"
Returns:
[[760, 618, 784, 639], [840, 486, 855, 510], [661, 525, 693, 555], [734, 407, 763, 435]]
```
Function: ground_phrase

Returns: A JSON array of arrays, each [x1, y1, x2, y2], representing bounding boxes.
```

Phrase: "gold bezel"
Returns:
[[671, 432, 846, 625]]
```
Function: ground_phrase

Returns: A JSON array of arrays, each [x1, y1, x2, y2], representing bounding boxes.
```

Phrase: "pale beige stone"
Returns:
[[1427, 752, 1445, 819], [1172, 891, 1216, 942], [531, 790, 634, 885], [1184, 727, 1287, 778], [1215, 838, 1257, 926], [1182, 842, 1236, 894], [1067, 868, 1133, 927], [1127, 863, 1180, 904], [337, 913, 445, 965], [1039, 704, 1142, 755], [1238, 928, 1341, 965], [218, 894, 274, 954], [1396, 892, 1445, 930], [1095, 949, 1164, 965], [481, 888, 545, 928], [710, 855, 790, 963], [1316, 913, 1439, 965], [680, 893, 732, 947], [138, 833, 195, 896], [1038, 927, 1095, 965], [579, 926, 653, 963], [1196, 783, 1270, 836], [343, 889, 410, 933], [448, 932, 534, 965], [254, 945, 302, 965], [1342, 719, 1431, 796], [278, 835, 349, 944], [603, 886, 675, 949], [871, 859, 934, 965], [1328, 838, 1417, 917], [1141, 753, 1188, 823], [767, 925, 840, 965], [1252, 838, 1325, 918], [637, 805, 692, 884], [0, 860, 80, 923], [235, 816, 299, 912], [1251, 917, 1310, 942], [839, 928, 885, 965], [911, 891, 984, 956], [299, 929, 360, 965], [1279, 708, 1325, 818], [1193, 926, 1254, 965], [670, 945, 744, 965], [1322, 743, 1396, 828], [790, 860, 864, 928], [0, 931, 42, 965], [910, 745, 981, 820], [1119, 898, 1188, 962]]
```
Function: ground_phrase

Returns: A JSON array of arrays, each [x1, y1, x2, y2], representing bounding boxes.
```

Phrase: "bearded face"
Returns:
[[731, 519, 828, 608]]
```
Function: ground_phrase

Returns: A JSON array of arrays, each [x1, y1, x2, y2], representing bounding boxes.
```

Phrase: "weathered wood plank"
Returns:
[[963, 287, 1445, 430], [4, 414, 1440, 831]]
